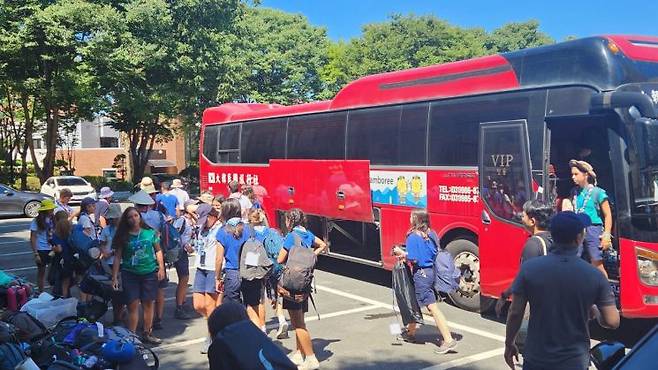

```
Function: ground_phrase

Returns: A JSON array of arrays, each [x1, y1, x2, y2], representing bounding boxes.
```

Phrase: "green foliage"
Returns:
[[82, 176, 133, 191], [13, 176, 41, 191], [484, 20, 554, 53]]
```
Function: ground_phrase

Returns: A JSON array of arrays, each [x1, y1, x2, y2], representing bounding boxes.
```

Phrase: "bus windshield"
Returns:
[[629, 120, 658, 240]]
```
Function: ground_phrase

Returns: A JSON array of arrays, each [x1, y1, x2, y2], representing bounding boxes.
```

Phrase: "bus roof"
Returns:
[[203, 35, 658, 125]]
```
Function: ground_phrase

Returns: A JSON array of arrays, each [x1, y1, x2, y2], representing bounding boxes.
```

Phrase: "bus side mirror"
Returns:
[[634, 118, 658, 166]]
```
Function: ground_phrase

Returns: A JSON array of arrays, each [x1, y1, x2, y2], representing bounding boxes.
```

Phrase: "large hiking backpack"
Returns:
[[0, 342, 26, 370], [239, 237, 273, 281], [278, 234, 316, 303], [209, 320, 296, 370], [1, 311, 47, 342], [428, 233, 460, 294], [68, 224, 101, 273], [159, 215, 182, 265], [262, 228, 285, 279]]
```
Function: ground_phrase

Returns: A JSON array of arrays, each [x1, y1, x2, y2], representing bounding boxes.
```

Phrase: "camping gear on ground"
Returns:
[[209, 319, 296, 370], [14, 357, 39, 370], [21, 296, 78, 328], [392, 261, 423, 326], [102, 341, 135, 364], [79, 270, 115, 302], [76, 299, 108, 323], [68, 224, 102, 273], [1, 311, 48, 342], [6, 285, 30, 311], [0, 342, 28, 370]]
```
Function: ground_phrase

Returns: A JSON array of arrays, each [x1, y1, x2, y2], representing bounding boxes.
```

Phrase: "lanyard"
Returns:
[[575, 185, 594, 214]]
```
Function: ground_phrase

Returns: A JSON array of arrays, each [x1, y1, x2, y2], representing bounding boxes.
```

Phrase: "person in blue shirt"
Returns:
[[215, 198, 252, 304], [51, 210, 74, 297], [155, 182, 180, 218], [276, 208, 327, 370], [393, 209, 456, 354], [568, 160, 613, 278]]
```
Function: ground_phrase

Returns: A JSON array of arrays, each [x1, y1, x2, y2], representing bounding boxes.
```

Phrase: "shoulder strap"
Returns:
[[533, 235, 547, 256]]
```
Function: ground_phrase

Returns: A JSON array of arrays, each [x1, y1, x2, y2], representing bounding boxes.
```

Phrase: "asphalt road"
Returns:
[[0, 214, 653, 370]]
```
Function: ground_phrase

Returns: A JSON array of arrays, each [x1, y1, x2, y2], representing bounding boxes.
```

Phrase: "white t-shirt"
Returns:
[[99, 225, 116, 264], [194, 222, 222, 271], [78, 213, 98, 240], [170, 188, 190, 211], [30, 219, 52, 251], [229, 193, 252, 221]]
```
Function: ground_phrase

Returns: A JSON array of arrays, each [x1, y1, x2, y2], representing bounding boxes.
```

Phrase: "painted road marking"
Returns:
[[420, 347, 505, 370]]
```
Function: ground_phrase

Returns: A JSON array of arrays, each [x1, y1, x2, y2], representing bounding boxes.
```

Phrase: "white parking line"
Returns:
[[0, 250, 32, 256], [419, 347, 505, 370], [315, 285, 506, 343], [0, 241, 29, 246], [5, 266, 36, 272]]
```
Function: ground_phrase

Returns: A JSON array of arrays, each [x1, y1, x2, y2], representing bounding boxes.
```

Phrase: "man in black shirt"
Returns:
[[504, 211, 620, 370]]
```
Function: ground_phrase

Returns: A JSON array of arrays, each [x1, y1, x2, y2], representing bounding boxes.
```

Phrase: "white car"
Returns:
[[41, 176, 97, 204]]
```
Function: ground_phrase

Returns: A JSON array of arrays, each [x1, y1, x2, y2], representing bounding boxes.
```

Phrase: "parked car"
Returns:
[[0, 184, 53, 218], [40, 176, 97, 204]]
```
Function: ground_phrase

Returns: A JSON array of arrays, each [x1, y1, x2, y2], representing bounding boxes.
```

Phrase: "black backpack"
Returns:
[[0, 342, 26, 370], [209, 320, 296, 370], [1, 311, 47, 342]]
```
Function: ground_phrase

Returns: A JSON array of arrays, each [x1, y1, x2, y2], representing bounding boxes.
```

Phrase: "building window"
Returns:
[[100, 137, 119, 148], [33, 139, 43, 150], [102, 169, 117, 179]]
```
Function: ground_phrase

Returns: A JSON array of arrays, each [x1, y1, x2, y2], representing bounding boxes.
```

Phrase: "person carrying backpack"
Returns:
[[30, 199, 55, 293], [249, 208, 289, 339], [277, 209, 326, 370], [51, 210, 74, 298], [392, 209, 457, 354]]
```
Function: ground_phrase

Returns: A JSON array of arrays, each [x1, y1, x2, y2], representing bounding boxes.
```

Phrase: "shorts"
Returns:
[[283, 297, 309, 313], [241, 279, 264, 307], [265, 274, 279, 301], [121, 270, 158, 303], [413, 267, 437, 307], [193, 269, 217, 294], [174, 252, 190, 278], [222, 269, 241, 304], [582, 225, 604, 262], [37, 251, 52, 266]]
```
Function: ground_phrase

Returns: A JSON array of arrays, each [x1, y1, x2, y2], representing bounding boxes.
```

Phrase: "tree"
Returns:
[[484, 20, 554, 53], [56, 117, 79, 175], [112, 154, 127, 180], [231, 7, 330, 104]]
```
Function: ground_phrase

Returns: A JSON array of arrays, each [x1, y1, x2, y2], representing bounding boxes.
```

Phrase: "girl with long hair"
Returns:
[[111, 207, 165, 345], [51, 210, 73, 297], [215, 198, 251, 305], [394, 209, 456, 354], [568, 160, 613, 277], [30, 199, 56, 292], [277, 208, 327, 370], [78, 197, 98, 239]]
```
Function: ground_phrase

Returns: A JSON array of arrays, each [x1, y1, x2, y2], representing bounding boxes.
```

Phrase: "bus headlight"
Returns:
[[636, 247, 658, 286]]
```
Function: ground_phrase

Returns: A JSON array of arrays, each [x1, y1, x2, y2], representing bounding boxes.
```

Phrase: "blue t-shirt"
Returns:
[[405, 232, 438, 268], [574, 186, 608, 225], [283, 227, 315, 251], [216, 224, 252, 270], [156, 193, 179, 217], [51, 234, 74, 264]]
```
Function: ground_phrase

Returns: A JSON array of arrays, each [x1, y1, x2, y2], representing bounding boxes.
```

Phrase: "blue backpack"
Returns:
[[260, 228, 284, 279], [159, 213, 183, 265], [68, 224, 101, 272], [428, 233, 461, 294]]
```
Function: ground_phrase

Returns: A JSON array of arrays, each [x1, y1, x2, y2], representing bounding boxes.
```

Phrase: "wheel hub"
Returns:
[[454, 251, 480, 297]]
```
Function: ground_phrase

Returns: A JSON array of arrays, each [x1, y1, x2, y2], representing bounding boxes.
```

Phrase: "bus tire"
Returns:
[[445, 238, 493, 313]]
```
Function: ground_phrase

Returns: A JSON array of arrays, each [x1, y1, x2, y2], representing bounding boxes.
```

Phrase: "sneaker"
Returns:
[[200, 337, 210, 354], [288, 351, 304, 366], [174, 306, 194, 320], [153, 318, 163, 330], [298, 355, 320, 370], [396, 331, 418, 344], [434, 339, 458, 354], [276, 322, 289, 339], [141, 332, 162, 345]]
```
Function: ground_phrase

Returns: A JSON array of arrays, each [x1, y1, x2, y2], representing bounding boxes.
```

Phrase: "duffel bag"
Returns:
[[79, 273, 114, 301], [1, 311, 47, 342]]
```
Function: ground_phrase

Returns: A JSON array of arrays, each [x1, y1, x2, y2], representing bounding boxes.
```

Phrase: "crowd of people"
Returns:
[[26, 156, 623, 370]]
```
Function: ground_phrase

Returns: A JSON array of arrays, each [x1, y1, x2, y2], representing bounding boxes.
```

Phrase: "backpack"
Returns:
[[1, 311, 47, 342], [428, 233, 461, 294], [68, 224, 101, 273], [0, 342, 26, 370], [209, 320, 296, 370], [239, 236, 273, 281], [278, 234, 316, 303], [159, 214, 182, 265], [261, 228, 285, 278]]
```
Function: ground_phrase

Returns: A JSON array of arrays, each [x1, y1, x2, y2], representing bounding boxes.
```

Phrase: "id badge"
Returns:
[[131, 255, 138, 266], [199, 250, 206, 267]]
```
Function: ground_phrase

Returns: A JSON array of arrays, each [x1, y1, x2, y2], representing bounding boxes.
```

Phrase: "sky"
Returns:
[[260, 0, 658, 42]]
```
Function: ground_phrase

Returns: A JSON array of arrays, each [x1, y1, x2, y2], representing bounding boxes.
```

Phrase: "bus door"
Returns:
[[478, 120, 533, 298], [269, 159, 374, 222]]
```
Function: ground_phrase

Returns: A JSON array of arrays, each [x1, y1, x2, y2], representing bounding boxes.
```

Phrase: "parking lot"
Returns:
[[0, 215, 651, 370]]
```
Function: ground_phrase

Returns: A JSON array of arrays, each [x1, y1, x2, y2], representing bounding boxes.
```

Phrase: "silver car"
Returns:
[[0, 184, 53, 218]]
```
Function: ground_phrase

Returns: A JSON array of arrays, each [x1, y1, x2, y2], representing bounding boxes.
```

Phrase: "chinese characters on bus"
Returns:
[[207, 172, 260, 186]]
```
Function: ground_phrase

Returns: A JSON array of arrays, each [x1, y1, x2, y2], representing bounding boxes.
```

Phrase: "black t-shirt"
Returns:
[[520, 231, 553, 263], [511, 245, 616, 369]]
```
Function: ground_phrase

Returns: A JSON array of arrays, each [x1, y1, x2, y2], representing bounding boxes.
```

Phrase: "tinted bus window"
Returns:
[[429, 96, 530, 166], [218, 124, 240, 163], [347, 104, 427, 165], [241, 118, 287, 164], [288, 112, 346, 159], [203, 125, 219, 163]]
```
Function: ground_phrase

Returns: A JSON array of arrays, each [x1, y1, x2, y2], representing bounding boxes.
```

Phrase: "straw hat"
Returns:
[[171, 179, 184, 189], [105, 203, 123, 219], [197, 192, 214, 205], [99, 187, 114, 199], [129, 190, 155, 206], [38, 199, 57, 212], [139, 177, 157, 194], [569, 159, 597, 179]]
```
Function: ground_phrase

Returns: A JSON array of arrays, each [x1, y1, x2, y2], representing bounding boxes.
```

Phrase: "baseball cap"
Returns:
[[550, 211, 592, 242], [196, 203, 219, 227]]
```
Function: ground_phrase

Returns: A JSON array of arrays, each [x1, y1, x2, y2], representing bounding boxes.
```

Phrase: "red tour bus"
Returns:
[[200, 36, 658, 317]]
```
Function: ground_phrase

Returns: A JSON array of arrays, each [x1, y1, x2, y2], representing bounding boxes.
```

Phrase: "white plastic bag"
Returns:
[[21, 297, 78, 328]]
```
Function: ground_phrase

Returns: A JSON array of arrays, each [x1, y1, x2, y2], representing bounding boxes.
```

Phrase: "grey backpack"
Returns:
[[278, 234, 317, 302], [239, 237, 273, 281]]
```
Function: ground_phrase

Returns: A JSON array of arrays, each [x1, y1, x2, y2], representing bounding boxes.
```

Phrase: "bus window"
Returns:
[[288, 112, 346, 159], [241, 118, 287, 164], [202, 125, 219, 163], [218, 124, 240, 163], [400, 103, 429, 165]]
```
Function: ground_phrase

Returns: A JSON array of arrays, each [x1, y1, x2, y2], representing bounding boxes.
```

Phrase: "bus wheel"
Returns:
[[445, 239, 493, 313]]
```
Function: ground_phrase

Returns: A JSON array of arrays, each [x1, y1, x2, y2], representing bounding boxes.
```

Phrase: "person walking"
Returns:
[[99, 203, 125, 325], [171, 200, 198, 320], [170, 179, 190, 214], [504, 211, 620, 370], [95, 187, 114, 228], [567, 159, 613, 278], [156, 182, 180, 219], [393, 209, 457, 354], [30, 199, 56, 292], [215, 198, 250, 305], [192, 203, 223, 354], [111, 207, 165, 345], [277, 208, 327, 370]]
